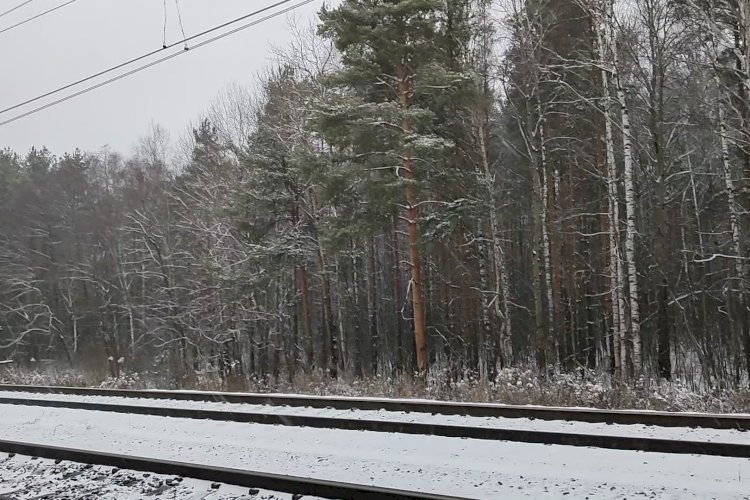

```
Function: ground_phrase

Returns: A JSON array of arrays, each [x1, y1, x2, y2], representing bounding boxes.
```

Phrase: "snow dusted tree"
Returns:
[[317, 0, 471, 374]]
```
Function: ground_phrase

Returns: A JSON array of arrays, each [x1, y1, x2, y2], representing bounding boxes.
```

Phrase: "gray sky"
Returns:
[[0, 0, 328, 156]]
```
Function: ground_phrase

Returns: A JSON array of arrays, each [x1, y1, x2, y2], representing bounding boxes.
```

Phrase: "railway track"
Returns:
[[0, 440, 463, 500], [1, 386, 749, 499], [0, 385, 748, 458], [1, 383, 749, 429]]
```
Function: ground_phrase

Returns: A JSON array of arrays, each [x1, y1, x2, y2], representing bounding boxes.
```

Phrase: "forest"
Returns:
[[1, 0, 750, 391]]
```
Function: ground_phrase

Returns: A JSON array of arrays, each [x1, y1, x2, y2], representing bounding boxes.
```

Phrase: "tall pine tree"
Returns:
[[317, 0, 470, 374]]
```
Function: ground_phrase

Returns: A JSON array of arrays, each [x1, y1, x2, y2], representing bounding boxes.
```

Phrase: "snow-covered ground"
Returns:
[[0, 452, 290, 499], [1, 390, 749, 445], [0, 403, 749, 499]]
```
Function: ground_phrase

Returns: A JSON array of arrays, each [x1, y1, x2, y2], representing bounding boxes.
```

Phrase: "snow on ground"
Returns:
[[1, 390, 749, 445], [0, 452, 289, 499], [0, 404, 749, 499]]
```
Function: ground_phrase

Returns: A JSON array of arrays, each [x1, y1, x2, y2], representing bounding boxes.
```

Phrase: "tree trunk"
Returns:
[[538, 112, 557, 367], [718, 102, 749, 382], [290, 204, 314, 372], [687, 138, 713, 382], [476, 219, 491, 380], [289, 273, 298, 381], [297, 265, 314, 372], [367, 236, 379, 375], [398, 62, 428, 374], [350, 245, 362, 376], [652, 92, 672, 381], [318, 235, 337, 378], [596, 0, 625, 378], [737, 0, 750, 382], [334, 258, 347, 375], [610, 0, 642, 378], [737, 2, 750, 220], [475, 113, 512, 369], [392, 213, 406, 372], [529, 115, 547, 370], [550, 165, 566, 369]]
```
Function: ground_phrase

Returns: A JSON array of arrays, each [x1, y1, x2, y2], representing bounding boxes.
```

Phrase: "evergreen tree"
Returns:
[[317, 0, 470, 373]]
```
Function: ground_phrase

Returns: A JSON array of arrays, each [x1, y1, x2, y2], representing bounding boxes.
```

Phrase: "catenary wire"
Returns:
[[0, 0, 316, 127], [0, 0, 77, 36], [0, 0, 305, 116], [0, 0, 34, 19]]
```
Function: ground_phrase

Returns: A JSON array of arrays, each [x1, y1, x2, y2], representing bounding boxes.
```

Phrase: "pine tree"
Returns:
[[317, 0, 469, 374]]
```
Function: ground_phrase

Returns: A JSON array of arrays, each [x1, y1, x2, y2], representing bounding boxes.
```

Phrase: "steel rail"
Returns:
[[0, 439, 465, 500], [0, 395, 749, 458], [0, 383, 749, 430]]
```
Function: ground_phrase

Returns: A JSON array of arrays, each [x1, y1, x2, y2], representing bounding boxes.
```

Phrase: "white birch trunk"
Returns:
[[617, 73, 642, 378], [739, 2, 750, 271], [114, 241, 136, 358], [741, 2, 750, 96], [470, 0, 514, 366], [596, 0, 624, 377], [607, 0, 642, 378], [477, 118, 513, 365], [718, 106, 745, 289], [72, 317, 78, 354]]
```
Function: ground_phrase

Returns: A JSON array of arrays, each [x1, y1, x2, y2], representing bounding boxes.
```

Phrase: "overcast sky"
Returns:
[[0, 0, 330, 156]]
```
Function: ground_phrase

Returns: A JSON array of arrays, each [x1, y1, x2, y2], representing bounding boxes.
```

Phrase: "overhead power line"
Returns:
[[0, 0, 309, 117], [0, 0, 316, 127], [0, 0, 34, 19], [0, 0, 77, 36]]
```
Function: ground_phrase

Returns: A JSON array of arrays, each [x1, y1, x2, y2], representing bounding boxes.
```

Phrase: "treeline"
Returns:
[[1, 0, 749, 388]]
